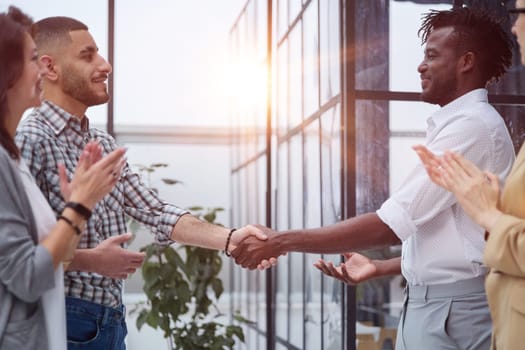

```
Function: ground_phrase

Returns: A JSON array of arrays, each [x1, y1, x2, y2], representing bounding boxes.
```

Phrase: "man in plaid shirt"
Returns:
[[15, 16, 267, 350]]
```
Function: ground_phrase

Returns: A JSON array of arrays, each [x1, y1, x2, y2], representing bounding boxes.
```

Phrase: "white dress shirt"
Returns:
[[18, 159, 67, 350], [377, 89, 515, 285]]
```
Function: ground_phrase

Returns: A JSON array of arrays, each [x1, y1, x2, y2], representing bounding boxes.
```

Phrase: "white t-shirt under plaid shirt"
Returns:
[[15, 100, 189, 307]]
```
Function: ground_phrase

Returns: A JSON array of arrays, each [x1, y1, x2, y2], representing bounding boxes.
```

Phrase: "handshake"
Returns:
[[228, 225, 283, 270], [228, 225, 379, 285]]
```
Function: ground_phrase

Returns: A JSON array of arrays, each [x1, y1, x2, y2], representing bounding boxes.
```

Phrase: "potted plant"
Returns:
[[129, 163, 244, 349]]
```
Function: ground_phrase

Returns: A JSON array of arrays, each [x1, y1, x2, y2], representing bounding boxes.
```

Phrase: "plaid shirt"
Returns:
[[15, 100, 188, 307]]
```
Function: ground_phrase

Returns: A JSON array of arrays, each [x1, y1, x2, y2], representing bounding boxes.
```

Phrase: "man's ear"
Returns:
[[458, 51, 475, 74], [40, 55, 59, 81]]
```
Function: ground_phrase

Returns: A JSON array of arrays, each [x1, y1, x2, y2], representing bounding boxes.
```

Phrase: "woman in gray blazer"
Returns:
[[0, 6, 126, 350]]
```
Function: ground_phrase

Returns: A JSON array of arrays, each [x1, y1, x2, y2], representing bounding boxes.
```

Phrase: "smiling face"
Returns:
[[6, 32, 44, 122], [417, 26, 462, 106], [56, 29, 112, 108]]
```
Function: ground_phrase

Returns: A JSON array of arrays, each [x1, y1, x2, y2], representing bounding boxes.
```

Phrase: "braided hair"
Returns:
[[419, 7, 513, 84]]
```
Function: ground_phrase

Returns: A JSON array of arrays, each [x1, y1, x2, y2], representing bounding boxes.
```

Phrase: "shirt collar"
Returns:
[[36, 100, 90, 135], [426, 88, 488, 132]]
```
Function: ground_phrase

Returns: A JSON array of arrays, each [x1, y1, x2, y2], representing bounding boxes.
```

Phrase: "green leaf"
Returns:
[[136, 310, 149, 330], [233, 312, 256, 325], [163, 247, 190, 275], [150, 163, 168, 168], [227, 325, 245, 342], [210, 278, 224, 298], [187, 206, 203, 212], [203, 212, 216, 223], [127, 219, 141, 234], [146, 311, 159, 328], [131, 163, 147, 171], [161, 178, 183, 185]]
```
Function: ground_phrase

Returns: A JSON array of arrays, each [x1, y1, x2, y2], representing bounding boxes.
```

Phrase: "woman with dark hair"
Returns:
[[0, 6, 126, 350]]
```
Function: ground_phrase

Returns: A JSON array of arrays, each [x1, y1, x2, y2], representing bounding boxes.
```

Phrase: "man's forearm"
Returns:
[[65, 249, 96, 272], [275, 213, 401, 254], [170, 214, 230, 250]]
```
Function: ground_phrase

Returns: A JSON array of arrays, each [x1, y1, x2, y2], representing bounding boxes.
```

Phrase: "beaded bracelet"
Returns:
[[224, 228, 237, 257], [57, 215, 82, 235]]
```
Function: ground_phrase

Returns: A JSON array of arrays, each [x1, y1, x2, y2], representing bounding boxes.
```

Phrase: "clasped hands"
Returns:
[[229, 227, 379, 284], [228, 226, 373, 280], [228, 225, 284, 270]]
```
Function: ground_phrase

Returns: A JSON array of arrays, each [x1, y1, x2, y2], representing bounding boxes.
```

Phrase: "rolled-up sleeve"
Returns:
[[376, 160, 455, 242], [121, 169, 189, 245], [377, 198, 418, 241]]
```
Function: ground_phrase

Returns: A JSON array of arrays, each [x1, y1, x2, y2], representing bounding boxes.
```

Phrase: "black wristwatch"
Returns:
[[64, 201, 92, 220]]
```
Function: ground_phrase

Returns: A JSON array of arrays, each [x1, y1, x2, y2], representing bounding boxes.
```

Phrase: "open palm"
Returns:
[[314, 252, 378, 285]]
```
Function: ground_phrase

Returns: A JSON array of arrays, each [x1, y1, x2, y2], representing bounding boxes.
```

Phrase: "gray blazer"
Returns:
[[0, 147, 55, 349]]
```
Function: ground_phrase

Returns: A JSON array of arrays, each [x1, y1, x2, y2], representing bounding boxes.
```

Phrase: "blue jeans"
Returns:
[[66, 297, 127, 350]]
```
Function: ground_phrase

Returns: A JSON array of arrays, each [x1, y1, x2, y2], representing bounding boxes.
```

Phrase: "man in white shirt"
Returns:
[[231, 7, 515, 350]]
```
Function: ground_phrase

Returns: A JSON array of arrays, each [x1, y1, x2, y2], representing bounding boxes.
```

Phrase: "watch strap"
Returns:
[[64, 201, 92, 220]]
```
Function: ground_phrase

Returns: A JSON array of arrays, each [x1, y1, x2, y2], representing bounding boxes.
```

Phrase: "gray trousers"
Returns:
[[396, 276, 492, 350]]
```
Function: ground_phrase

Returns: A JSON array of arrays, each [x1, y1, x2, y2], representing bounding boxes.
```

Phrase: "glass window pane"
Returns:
[[304, 120, 321, 349], [114, 1, 241, 127], [240, 167, 249, 223], [249, 163, 259, 223], [257, 156, 266, 224], [389, 137, 425, 192], [289, 134, 303, 229], [320, 0, 340, 104], [289, 25, 303, 129], [258, 334, 267, 350], [320, 105, 341, 225], [389, 1, 449, 92], [356, 100, 389, 214], [245, 329, 257, 350], [256, 0, 268, 61], [355, 0, 388, 91], [276, 343, 289, 350], [276, 142, 289, 230], [322, 255, 343, 349], [303, 0, 320, 119], [257, 270, 267, 330], [389, 101, 437, 132], [276, 255, 290, 340], [289, 252, 304, 348], [304, 121, 321, 228], [123, 143, 230, 219], [495, 104, 525, 152], [289, 0, 303, 24], [277, 40, 289, 135], [304, 256, 322, 350], [388, 100, 432, 191], [353, 98, 400, 341], [232, 172, 241, 227], [277, 0, 288, 39]]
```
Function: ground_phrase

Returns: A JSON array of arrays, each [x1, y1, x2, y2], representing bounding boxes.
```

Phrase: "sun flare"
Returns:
[[226, 57, 268, 114]]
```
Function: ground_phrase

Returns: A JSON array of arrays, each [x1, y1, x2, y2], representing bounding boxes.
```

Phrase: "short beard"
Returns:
[[61, 64, 110, 107]]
